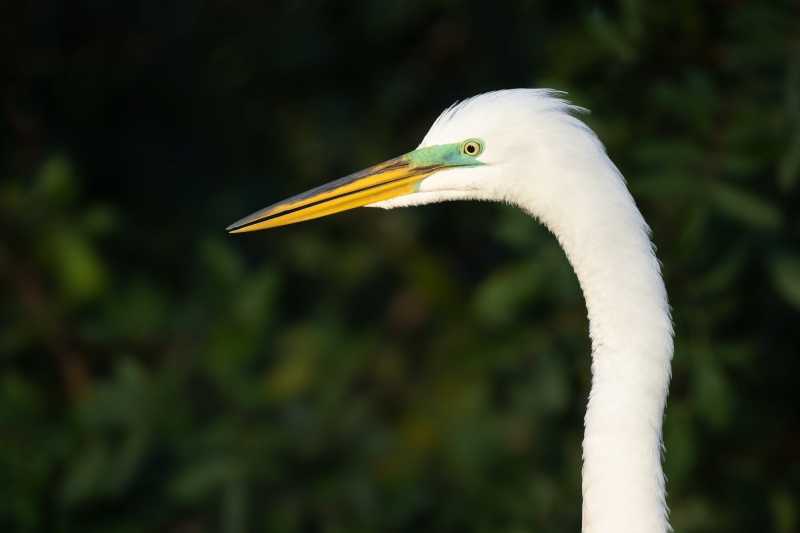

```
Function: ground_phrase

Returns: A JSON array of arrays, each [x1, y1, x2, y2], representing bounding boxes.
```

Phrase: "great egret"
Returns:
[[228, 89, 673, 533]]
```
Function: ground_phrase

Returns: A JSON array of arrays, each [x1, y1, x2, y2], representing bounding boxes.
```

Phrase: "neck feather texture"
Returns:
[[521, 145, 673, 533]]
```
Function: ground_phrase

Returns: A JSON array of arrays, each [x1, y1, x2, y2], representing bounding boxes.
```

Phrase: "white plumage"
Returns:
[[372, 90, 673, 533], [230, 89, 674, 533]]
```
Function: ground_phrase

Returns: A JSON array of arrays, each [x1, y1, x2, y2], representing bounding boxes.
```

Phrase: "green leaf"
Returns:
[[169, 458, 239, 502], [778, 129, 800, 191], [768, 253, 800, 311], [473, 261, 541, 327], [692, 350, 733, 431], [50, 230, 108, 303], [712, 184, 781, 230], [59, 443, 111, 505], [36, 154, 77, 207], [772, 490, 797, 533]]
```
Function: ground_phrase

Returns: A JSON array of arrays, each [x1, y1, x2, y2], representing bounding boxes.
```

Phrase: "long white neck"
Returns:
[[375, 91, 675, 531], [519, 143, 674, 532]]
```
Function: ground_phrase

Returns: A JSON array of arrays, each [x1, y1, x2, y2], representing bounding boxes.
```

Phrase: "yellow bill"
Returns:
[[226, 140, 485, 233]]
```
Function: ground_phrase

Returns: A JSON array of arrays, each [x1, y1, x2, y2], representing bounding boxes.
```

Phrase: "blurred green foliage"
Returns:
[[1, 1, 799, 532]]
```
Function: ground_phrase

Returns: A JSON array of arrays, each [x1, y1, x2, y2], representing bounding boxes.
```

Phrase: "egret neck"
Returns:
[[516, 151, 673, 533]]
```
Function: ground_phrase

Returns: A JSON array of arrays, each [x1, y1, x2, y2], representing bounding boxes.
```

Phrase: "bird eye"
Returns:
[[463, 140, 482, 156]]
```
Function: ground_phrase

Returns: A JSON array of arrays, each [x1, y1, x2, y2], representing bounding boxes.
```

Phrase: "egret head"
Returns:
[[227, 89, 595, 233], [225, 90, 675, 533]]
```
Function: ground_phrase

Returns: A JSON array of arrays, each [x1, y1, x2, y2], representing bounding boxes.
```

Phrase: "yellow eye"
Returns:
[[463, 140, 482, 156]]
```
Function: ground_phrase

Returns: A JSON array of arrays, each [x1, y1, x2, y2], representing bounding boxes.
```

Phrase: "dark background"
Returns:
[[1, 1, 799, 532]]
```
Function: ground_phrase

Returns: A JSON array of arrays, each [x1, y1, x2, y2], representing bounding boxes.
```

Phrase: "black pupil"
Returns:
[[466, 144, 475, 154]]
